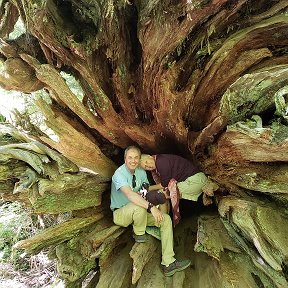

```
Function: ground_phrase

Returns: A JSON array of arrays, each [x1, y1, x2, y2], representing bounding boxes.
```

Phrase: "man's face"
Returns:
[[125, 148, 140, 172], [140, 156, 156, 171]]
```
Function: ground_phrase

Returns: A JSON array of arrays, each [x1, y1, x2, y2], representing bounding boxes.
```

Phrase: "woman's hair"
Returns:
[[140, 154, 151, 161], [124, 145, 141, 159]]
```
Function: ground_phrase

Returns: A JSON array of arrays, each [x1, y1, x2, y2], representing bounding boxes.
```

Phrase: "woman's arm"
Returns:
[[148, 183, 163, 191], [149, 183, 171, 199]]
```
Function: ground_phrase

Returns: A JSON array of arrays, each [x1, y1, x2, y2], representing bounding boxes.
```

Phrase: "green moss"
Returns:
[[56, 241, 96, 283], [271, 121, 288, 142], [30, 182, 107, 214], [71, 1, 101, 27], [256, 206, 288, 258], [94, 90, 110, 112], [186, 0, 212, 10], [220, 67, 288, 124], [0, 202, 32, 270], [118, 64, 126, 81]]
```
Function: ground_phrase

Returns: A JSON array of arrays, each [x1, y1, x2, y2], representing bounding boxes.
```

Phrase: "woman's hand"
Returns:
[[162, 187, 170, 199]]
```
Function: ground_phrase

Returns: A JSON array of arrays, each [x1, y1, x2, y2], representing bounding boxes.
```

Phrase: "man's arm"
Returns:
[[120, 185, 164, 224], [120, 185, 150, 208]]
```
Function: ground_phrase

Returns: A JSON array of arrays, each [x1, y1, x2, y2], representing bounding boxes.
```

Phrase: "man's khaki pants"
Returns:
[[113, 202, 176, 266]]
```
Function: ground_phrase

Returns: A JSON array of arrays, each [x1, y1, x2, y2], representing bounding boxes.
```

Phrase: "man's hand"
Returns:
[[120, 185, 164, 224], [150, 206, 163, 224]]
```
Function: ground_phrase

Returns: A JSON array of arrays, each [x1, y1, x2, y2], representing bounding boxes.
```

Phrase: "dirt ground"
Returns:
[[0, 255, 64, 288]]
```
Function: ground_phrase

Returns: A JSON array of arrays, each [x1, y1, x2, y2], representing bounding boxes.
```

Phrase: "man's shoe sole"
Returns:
[[164, 261, 191, 277], [133, 234, 147, 243], [135, 239, 146, 243]]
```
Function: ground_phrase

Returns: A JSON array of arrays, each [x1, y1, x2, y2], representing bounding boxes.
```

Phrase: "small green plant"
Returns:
[[0, 114, 6, 122], [0, 202, 64, 286], [0, 202, 32, 270]]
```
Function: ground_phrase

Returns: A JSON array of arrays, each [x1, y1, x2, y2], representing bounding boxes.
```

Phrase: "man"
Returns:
[[110, 146, 191, 276]]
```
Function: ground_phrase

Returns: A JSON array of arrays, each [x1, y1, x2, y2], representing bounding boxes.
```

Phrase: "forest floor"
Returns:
[[0, 202, 64, 288], [0, 254, 64, 288]]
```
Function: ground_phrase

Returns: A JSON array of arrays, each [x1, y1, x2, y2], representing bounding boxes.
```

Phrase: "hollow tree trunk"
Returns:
[[1, 1, 288, 287]]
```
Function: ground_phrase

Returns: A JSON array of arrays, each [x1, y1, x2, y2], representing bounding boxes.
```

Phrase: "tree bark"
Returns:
[[1, 1, 288, 287]]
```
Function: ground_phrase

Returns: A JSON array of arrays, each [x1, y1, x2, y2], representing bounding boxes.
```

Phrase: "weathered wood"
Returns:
[[0, 57, 43, 92], [30, 176, 108, 214], [130, 235, 160, 284], [220, 65, 288, 124], [189, 16, 288, 130], [135, 252, 166, 288], [193, 251, 276, 288], [35, 97, 117, 179], [97, 228, 128, 269], [96, 242, 133, 288], [81, 223, 124, 257], [14, 214, 104, 254], [0, 1, 19, 39], [2, 142, 79, 173], [256, 207, 288, 260], [2, 1, 288, 287], [55, 240, 96, 285], [0, 126, 111, 213], [0, 123, 32, 143], [0, 145, 50, 174], [218, 197, 288, 287], [215, 127, 288, 163], [0, 162, 26, 181], [20, 53, 132, 148], [222, 219, 287, 288], [194, 214, 240, 260]]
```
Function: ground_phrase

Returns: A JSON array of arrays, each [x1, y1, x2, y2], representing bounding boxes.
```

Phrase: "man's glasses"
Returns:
[[132, 174, 136, 188]]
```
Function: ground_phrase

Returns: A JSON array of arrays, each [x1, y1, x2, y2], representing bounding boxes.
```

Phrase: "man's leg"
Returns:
[[147, 213, 191, 276], [113, 202, 147, 235], [147, 213, 175, 266]]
